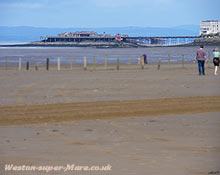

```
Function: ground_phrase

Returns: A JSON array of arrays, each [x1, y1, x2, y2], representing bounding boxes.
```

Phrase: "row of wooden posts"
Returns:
[[3, 56, 157, 71], [2, 53, 212, 71]]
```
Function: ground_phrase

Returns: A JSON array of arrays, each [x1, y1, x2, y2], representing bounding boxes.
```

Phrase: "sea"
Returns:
[[0, 46, 218, 66]]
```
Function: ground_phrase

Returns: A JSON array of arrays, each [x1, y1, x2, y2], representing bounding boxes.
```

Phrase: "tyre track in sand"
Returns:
[[0, 96, 220, 126]]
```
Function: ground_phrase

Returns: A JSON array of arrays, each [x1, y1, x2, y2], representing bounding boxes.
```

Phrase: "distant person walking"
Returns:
[[213, 47, 220, 75], [142, 54, 148, 64], [196, 45, 207, 75]]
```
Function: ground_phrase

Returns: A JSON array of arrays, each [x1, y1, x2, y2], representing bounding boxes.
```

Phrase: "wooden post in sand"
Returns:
[[207, 51, 211, 68], [46, 58, 49, 71], [93, 56, 96, 70], [168, 54, 170, 68], [129, 56, 131, 64], [34, 62, 38, 71], [84, 56, 87, 71], [181, 54, 184, 68], [26, 61, 29, 71], [104, 55, 107, 69], [57, 57, 60, 71], [117, 56, 120, 70], [141, 56, 144, 69], [5, 56, 8, 70], [157, 58, 161, 70], [18, 58, 22, 71], [70, 56, 73, 70]]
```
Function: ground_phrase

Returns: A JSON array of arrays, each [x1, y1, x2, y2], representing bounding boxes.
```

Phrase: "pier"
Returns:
[[40, 31, 199, 46], [126, 36, 199, 46]]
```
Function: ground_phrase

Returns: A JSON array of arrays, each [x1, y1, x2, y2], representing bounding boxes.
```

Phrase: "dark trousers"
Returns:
[[198, 60, 205, 75]]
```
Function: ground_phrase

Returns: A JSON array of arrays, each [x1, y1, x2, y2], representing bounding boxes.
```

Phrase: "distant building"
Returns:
[[72, 31, 98, 37], [58, 31, 99, 37], [200, 20, 220, 35]]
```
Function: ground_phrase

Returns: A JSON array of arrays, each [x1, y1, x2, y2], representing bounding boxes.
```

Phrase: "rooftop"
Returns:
[[201, 20, 219, 22], [73, 31, 98, 35]]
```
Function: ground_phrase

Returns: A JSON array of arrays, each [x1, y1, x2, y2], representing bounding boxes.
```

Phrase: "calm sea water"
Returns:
[[0, 46, 217, 66]]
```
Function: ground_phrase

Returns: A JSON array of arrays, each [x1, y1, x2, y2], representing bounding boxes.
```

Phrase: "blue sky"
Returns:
[[0, 0, 220, 28]]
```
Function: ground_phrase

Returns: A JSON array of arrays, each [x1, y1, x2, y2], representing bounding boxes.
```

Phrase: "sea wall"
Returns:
[[191, 38, 220, 46]]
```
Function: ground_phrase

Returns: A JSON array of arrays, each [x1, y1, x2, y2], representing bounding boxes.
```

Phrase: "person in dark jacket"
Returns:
[[142, 54, 148, 64]]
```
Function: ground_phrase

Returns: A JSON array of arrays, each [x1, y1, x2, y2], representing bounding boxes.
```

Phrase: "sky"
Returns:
[[0, 0, 220, 28]]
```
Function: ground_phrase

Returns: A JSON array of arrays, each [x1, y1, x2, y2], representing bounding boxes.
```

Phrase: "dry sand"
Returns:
[[0, 63, 220, 175], [0, 63, 220, 106]]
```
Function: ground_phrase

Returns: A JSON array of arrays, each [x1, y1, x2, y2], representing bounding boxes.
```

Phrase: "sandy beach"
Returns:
[[0, 63, 220, 175], [1, 0, 220, 173]]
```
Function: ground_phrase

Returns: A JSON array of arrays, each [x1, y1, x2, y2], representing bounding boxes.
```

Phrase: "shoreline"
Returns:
[[1, 38, 220, 48], [0, 41, 140, 48]]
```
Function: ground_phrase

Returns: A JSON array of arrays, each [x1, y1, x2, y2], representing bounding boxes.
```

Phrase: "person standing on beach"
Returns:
[[213, 47, 220, 75], [142, 54, 148, 64], [196, 45, 207, 75]]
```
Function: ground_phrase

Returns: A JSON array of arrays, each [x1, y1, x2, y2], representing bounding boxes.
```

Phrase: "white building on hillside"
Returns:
[[200, 20, 220, 35]]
